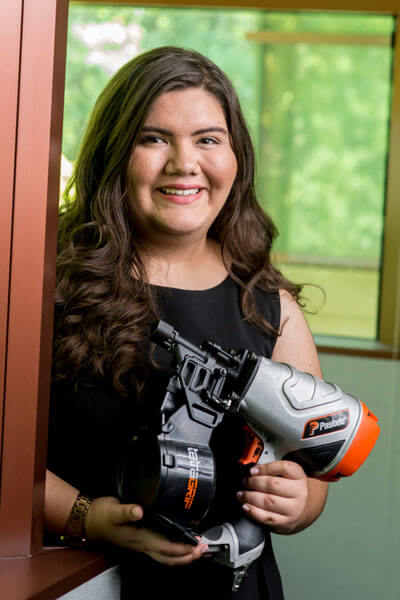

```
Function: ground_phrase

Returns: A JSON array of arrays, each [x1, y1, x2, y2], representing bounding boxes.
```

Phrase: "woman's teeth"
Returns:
[[160, 188, 200, 196]]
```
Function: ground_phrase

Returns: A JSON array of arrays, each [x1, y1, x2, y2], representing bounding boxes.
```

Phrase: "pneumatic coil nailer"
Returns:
[[118, 320, 380, 591]]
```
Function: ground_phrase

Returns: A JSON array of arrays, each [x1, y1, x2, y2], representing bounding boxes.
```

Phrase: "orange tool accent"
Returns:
[[184, 477, 198, 510], [319, 402, 380, 481], [239, 424, 264, 465]]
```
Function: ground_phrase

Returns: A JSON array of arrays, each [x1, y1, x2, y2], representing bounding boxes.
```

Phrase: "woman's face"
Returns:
[[128, 87, 237, 246]]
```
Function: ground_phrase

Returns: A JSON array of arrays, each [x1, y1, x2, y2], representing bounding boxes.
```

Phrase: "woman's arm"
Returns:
[[45, 469, 208, 565], [236, 290, 329, 535], [45, 470, 81, 533]]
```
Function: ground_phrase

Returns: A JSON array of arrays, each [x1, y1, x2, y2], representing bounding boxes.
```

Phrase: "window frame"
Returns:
[[1, 0, 399, 598]]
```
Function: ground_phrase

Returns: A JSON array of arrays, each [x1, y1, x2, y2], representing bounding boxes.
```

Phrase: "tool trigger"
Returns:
[[239, 424, 263, 465]]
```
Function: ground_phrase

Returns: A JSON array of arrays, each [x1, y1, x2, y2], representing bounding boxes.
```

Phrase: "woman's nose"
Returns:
[[164, 142, 200, 176]]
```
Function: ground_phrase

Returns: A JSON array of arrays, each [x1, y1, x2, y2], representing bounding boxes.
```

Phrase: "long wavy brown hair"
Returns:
[[54, 46, 301, 396]]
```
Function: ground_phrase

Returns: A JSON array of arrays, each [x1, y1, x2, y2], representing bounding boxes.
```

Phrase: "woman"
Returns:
[[46, 46, 328, 599]]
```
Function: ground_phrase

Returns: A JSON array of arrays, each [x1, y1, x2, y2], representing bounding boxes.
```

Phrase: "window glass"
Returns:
[[255, 13, 394, 339], [62, 5, 395, 340]]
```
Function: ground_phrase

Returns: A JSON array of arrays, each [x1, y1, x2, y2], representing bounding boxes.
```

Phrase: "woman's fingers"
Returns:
[[115, 513, 209, 565], [84, 495, 209, 566], [248, 460, 307, 483], [237, 489, 294, 515], [148, 542, 209, 566], [134, 527, 209, 565], [238, 502, 292, 531], [111, 502, 144, 524], [237, 460, 309, 533], [135, 527, 197, 556]]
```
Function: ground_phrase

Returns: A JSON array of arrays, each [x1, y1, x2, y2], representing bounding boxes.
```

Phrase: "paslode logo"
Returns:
[[302, 410, 349, 439], [184, 447, 199, 510]]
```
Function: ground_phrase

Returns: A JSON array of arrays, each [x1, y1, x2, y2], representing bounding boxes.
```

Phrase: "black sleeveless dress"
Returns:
[[47, 276, 284, 600]]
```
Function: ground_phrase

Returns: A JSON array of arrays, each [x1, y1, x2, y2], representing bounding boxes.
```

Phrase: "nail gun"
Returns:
[[117, 320, 380, 590]]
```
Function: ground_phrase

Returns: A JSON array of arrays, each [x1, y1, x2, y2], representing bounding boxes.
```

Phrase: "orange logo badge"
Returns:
[[184, 447, 199, 510]]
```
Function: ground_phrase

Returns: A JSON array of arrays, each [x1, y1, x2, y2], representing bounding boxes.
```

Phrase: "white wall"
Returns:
[[58, 566, 121, 600]]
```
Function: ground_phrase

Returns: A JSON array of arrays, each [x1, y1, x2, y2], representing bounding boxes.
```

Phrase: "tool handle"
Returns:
[[200, 514, 265, 569]]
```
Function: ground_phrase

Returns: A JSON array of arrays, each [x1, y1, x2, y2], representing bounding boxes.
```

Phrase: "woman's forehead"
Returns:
[[142, 88, 228, 132]]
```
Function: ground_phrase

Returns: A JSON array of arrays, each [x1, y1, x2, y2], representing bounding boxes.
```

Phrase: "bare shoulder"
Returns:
[[272, 290, 322, 378]]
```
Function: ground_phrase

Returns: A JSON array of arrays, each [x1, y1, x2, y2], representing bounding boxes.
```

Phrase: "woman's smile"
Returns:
[[156, 184, 205, 205]]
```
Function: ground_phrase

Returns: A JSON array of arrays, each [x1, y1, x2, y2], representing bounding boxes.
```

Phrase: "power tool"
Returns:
[[117, 319, 380, 590]]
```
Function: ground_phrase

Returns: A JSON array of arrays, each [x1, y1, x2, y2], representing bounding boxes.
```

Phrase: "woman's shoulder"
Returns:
[[278, 288, 301, 320], [272, 289, 322, 376]]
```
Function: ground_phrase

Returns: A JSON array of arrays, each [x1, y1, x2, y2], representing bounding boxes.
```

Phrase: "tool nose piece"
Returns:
[[149, 319, 176, 344]]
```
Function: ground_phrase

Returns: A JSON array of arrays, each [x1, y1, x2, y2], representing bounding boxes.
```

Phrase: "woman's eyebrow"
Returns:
[[140, 126, 228, 136], [192, 127, 228, 136], [140, 126, 172, 135]]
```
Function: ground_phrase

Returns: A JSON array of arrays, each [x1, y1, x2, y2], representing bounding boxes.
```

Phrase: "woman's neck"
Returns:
[[138, 238, 229, 290]]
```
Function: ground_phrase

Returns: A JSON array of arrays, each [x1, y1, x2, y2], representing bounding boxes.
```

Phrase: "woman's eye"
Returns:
[[199, 137, 219, 145], [139, 135, 165, 145]]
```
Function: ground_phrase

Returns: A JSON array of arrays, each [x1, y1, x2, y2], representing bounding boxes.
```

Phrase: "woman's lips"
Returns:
[[156, 187, 204, 205]]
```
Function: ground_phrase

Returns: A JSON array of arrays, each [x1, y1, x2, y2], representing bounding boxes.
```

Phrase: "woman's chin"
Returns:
[[154, 219, 209, 239]]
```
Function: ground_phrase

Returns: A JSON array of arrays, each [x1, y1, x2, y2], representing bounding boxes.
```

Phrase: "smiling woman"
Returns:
[[54, 45, 300, 392], [47, 46, 327, 600]]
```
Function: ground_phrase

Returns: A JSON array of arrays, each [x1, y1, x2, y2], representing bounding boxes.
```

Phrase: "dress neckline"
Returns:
[[149, 274, 231, 294]]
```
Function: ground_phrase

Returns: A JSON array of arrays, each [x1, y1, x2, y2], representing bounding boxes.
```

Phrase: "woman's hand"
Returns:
[[236, 461, 310, 535], [84, 496, 209, 566]]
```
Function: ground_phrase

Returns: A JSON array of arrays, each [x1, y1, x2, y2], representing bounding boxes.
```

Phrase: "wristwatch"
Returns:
[[60, 494, 93, 548]]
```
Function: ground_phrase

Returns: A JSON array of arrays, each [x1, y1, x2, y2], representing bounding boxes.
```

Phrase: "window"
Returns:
[[62, 4, 397, 347], [253, 14, 393, 340]]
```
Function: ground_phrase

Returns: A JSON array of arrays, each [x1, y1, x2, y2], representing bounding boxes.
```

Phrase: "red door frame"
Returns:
[[0, 0, 69, 557]]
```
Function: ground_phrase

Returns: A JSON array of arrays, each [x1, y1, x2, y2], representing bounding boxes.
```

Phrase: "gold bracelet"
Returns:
[[60, 494, 93, 547]]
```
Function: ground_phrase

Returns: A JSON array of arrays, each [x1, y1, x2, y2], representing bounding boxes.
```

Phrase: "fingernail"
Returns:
[[132, 507, 140, 519], [242, 504, 250, 512], [250, 467, 259, 475], [237, 491, 243, 500]]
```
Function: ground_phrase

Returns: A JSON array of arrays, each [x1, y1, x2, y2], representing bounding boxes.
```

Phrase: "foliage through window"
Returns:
[[62, 5, 395, 341]]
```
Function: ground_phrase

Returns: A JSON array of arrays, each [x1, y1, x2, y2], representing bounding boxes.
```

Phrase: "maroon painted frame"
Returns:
[[0, 0, 69, 557]]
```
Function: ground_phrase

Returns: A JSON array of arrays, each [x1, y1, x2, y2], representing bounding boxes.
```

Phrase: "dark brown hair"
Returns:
[[54, 46, 301, 395]]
